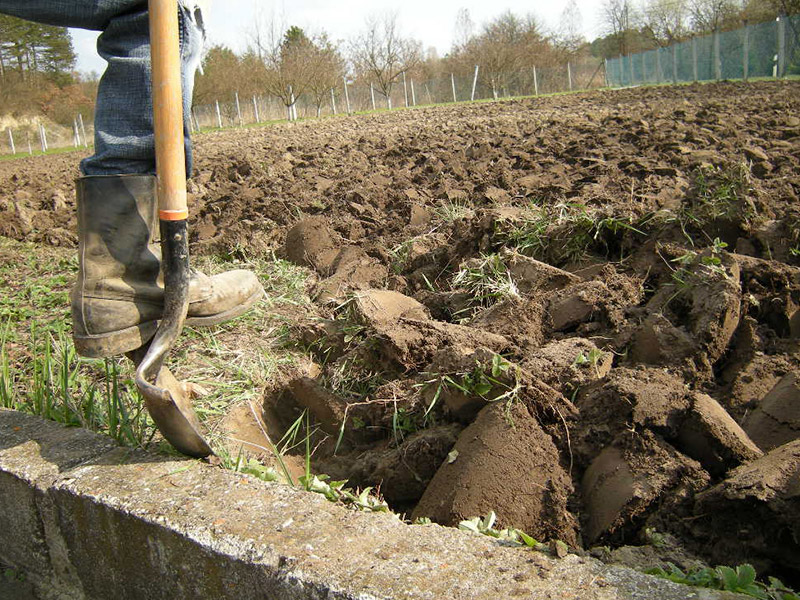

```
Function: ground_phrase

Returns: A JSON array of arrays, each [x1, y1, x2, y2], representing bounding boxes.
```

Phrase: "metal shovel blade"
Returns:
[[136, 361, 212, 458], [133, 220, 212, 458]]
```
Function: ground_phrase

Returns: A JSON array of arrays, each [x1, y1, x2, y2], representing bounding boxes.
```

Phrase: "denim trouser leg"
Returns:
[[0, 1, 202, 176]]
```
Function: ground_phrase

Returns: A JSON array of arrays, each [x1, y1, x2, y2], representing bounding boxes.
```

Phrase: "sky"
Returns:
[[70, 0, 608, 76]]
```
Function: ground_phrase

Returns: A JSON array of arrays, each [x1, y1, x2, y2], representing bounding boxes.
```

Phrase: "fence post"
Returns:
[[743, 21, 750, 82], [252, 96, 260, 123], [343, 78, 352, 114], [289, 86, 297, 121], [215, 100, 222, 128], [604, 60, 609, 87], [451, 73, 457, 102], [403, 72, 409, 107], [73, 120, 79, 147], [7, 128, 15, 155], [27, 133, 32, 155], [777, 14, 786, 78], [692, 37, 699, 82], [330, 89, 337, 115], [235, 92, 243, 126], [38, 124, 47, 153], [672, 45, 678, 83], [410, 79, 417, 106], [714, 29, 722, 80], [533, 66, 539, 95], [471, 65, 479, 101], [567, 62, 573, 91], [629, 54, 634, 85], [78, 114, 88, 147], [655, 48, 662, 82], [370, 84, 376, 111]]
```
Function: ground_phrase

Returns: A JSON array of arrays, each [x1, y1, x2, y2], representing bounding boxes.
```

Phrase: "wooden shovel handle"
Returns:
[[149, 0, 188, 220]]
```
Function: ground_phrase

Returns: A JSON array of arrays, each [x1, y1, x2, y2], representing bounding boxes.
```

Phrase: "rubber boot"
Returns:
[[71, 175, 264, 358]]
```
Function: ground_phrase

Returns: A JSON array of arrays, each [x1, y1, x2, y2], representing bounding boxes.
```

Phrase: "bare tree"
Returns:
[[453, 8, 475, 51], [602, 0, 638, 55], [349, 13, 422, 109], [556, 0, 585, 54], [459, 11, 547, 99], [305, 33, 345, 117], [643, 0, 690, 46], [249, 15, 295, 115], [689, 0, 740, 33]]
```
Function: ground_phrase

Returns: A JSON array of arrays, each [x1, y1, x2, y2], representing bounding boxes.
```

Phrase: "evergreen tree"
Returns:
[[0, 14, 75, 83]]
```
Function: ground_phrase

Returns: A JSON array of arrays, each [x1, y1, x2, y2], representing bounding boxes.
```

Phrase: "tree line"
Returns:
[[194, 5, 602, 115], [0, 14, 96, 130], [194, 2, 797, 117]]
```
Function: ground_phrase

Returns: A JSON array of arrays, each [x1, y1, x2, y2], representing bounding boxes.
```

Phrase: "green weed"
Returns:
[[422, 353, 521, 420], [680, 163, 756, 238], [459, 512, 545, 550], [225, 406, 390, 513], [647, 563, 799, 600], [1, 321, 153, 447], [667, 238, 730, 300], [573, 347, 607, 377], [451, 253, 520, 314], [492, 202, 646, 266], [434, 199, 474, 222]]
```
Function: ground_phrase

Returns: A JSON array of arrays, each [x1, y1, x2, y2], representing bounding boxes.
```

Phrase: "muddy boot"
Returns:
[[71, 175, 264, 358]]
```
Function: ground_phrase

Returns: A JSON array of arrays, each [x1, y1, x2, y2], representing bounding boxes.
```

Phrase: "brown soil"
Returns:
[[3, 81, 800, 584]]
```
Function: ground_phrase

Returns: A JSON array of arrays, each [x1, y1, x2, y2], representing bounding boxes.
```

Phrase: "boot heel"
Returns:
[[72, 321, 159, 359]]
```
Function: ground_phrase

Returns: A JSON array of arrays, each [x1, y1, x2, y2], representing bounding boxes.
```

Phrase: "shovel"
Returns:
[[132, 0, 212, 458]]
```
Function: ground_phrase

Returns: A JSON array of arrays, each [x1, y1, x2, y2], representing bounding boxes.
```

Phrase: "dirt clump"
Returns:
[[581, 430, 709, 545], [674, 392, 762, 477], [692, 440, 800, 579], [572, 367, 691, 467], [545, 266, 643, 334], [521, 338, 613, 391], [286, 377, 348, 437], [352, 289, 431, 325], [743, 372, 800, 451], [628, 313, 700, 367], [283, 217, 341, 275], [503, 250, 581, 294], [313, 248, 389, 304], [365, 424, 462, 508], [370, 316, 511, 371], [719, 350, 799, 421], [412, 401, 580, 547], [468, 296, 547, 350]]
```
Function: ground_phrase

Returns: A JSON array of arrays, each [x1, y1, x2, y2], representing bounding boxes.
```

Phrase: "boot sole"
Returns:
[[73, 289, 264, 358]]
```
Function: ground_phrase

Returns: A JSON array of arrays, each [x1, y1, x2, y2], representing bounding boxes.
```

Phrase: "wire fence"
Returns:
[[607, 14, 800, 86], [190, 57, 607, 130]]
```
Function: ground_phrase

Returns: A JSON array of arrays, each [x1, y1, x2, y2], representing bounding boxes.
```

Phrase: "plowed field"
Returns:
[[2, 80, 799, 584]]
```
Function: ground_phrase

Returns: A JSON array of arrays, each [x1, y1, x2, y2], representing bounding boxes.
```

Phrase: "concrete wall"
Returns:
[[0, 409, 741, 600]]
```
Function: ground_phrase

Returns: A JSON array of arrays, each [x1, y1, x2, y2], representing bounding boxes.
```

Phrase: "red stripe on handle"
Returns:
[[159, 209, 189, 221]]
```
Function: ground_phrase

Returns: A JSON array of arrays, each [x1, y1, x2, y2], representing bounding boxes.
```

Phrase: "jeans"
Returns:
[[0, 1, 203, 176]]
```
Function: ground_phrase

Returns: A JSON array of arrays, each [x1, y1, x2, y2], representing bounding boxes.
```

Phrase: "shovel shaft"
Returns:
[[134, 0, 212, 458], [149, 0, 187, 219]]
